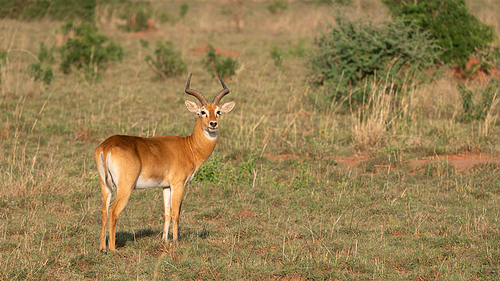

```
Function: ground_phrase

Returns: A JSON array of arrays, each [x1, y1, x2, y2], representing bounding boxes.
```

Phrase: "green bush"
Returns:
[[59, 22, 124, 81], [270, 38, 311, 67], [139, 39, 149, 49], [310, 16, 440, 105], [118, 9, 152, 32], [94, 0, 153, 31], [0, 0, 95, 22], [268, 0, 288, 15], [145, 41, 186, 80], [194, 158, 222, 183], [458, 82, 498, 122], [383, 0, 498, 68], [158, 12, 173, 24], [286, 37, 309, 58], [270, 45, 284, 67], [0, 50, 6, 63], [28, 42, 55, 85], [37, 42, 54, 64], [153, 3, 187, 26], [0, 49, 7, 85], [180, 3, 189, 18], [28, 63, 53, 85], [203, 45, 239, 80]]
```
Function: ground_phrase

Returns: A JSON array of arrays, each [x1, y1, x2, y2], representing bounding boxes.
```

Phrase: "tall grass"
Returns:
[[350, 80, 394, 150], [481, 89, 500, 136]]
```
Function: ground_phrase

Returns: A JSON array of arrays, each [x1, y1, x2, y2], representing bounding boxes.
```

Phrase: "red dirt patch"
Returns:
[[235, 211, 256, 218], [391, 229, 405, 236], [332, 155, 370, 167], [190, 45, 241, 56], [277, 273, 307, 281], [264, 153, 299, 160], [265, 149, 499, 172], [146, 18, 155, 31], [409, 152, 500, 171], [0, 129, 9, 139], [333, 151, 500, 172], [446, 58, 500, 83]]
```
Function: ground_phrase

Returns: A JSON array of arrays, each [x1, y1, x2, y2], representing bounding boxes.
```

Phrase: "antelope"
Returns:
[[94, 74, 235, 252]]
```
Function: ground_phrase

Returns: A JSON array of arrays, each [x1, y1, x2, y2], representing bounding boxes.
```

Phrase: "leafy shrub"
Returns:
[[180, 3, 189, 18], [155, 3, 188, 25], [119, 9, 152, 32], [139, 39, 149, 49], [28, 42, 54, 85], [270, 45, 284, 67], [270, 38, 311, 67], [286, 37, 309, 58], [0, 0, 95, 22], [458, 82, 498, 122], [94, 0, 152, 31], [203, 45, 239, 80], [268, 0, 288, 15], [145, 41, 186, 80], [0, 49, 7, 85], [310, 16, 440, 105], [159, 12, 173, 24], [28, 63, 53, 85], [195, 158, 222, 183], [383, 0, 498, 68], [194, 157, 239, 186], [292, 161, 311, 190], [59, 22, 124, 81], [37, 42, 55, 63], [0, 50, 6, 63]]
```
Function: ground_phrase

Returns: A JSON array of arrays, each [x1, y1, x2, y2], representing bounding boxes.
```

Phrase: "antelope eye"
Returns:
[[201, 111, 206, 115], [217, 111, 221, 115]]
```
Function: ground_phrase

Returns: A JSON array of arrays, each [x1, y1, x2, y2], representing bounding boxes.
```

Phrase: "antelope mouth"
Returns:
[[207, 127, 218, 133]]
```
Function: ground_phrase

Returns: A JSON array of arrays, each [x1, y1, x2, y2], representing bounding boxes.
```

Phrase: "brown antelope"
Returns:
[[94, 74, 235, 252]]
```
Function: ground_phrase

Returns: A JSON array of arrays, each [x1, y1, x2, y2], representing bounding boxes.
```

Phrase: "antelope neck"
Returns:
[[187, 118, 218, 164]]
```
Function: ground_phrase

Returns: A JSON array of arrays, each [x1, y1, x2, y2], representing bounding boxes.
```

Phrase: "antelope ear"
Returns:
[[185, 100, 200, 114], [219, 101, 236, 114]]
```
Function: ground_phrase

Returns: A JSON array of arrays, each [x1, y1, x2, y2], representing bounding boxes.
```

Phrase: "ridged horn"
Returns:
[[185, 73, 209, 105], [212, 74, 230, 105]]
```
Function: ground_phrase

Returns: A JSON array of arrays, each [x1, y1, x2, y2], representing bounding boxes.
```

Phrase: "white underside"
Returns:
[[135, 176, 169, 189]]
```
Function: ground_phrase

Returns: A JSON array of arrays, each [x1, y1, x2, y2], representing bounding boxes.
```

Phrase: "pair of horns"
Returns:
[[185, 74, 229, 105]]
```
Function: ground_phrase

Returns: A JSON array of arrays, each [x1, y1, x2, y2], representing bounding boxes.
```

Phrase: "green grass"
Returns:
[[1, 0, 500, 279]]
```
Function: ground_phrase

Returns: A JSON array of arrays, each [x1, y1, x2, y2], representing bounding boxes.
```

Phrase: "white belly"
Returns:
[[135, 176, 169, 189]]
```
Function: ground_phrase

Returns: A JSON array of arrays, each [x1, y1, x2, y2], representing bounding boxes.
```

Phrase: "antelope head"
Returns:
[[184, 74, 236, 139]]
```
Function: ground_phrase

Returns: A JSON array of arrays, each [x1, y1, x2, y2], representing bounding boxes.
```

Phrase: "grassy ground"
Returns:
[[1, 0, 500, 279]]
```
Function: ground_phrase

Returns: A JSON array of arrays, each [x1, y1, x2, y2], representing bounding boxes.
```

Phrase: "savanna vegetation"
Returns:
[[1, 0, 500, 279]]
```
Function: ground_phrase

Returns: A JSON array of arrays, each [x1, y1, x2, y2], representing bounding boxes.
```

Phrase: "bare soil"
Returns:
[[447, 58, 500, 83], [266, 151, 500, 172]]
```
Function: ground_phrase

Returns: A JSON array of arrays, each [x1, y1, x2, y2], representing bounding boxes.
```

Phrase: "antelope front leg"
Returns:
[[162, 187, 172, 243], [171, 183, 185, 242]]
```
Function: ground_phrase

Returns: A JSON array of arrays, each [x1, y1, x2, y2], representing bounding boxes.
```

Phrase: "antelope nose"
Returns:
[[210, 121, 218, 127]]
